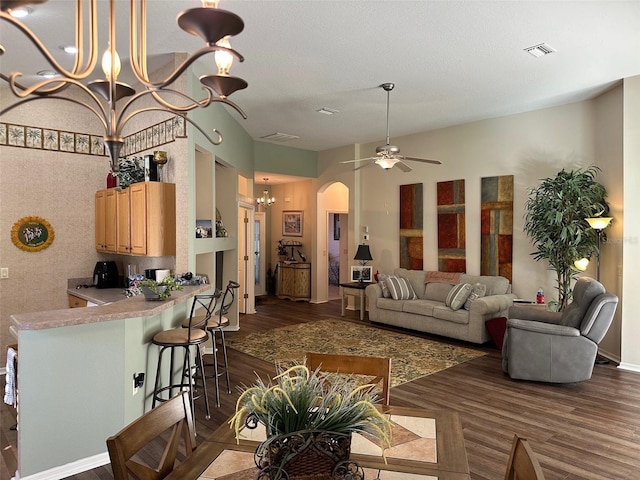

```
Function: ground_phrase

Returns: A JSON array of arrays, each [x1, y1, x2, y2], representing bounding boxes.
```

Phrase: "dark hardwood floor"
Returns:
[[3, 297, 640, 480]]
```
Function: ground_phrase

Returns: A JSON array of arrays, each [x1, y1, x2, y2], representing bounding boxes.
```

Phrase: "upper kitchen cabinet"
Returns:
[[95, 188, 118, 252], [95, 182, 176, 257]]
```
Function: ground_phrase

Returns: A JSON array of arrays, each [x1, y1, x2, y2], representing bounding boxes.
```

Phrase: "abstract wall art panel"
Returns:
[[399, 183, 423, 270], [437, 179, 466, 272], [481, 175, 514, 281]]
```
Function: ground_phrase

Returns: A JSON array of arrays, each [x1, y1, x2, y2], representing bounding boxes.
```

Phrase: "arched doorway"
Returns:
[[315, 182, 349, 303]]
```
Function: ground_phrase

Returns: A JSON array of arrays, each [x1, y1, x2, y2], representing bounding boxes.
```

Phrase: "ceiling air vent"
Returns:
[[316, 107, 339, 115], [260, 132, 300, 142], [524, 43, 556, 58]]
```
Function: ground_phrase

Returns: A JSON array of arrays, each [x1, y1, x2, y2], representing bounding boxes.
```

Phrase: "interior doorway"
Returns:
[[316, 181, 349, 303], [254, 211, 266, 296], [238, 204, 255, 314], [328, 212, 347, 300]]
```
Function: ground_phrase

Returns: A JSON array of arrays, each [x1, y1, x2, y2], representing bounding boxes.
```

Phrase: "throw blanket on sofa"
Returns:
[[424, 271, 462, 285]]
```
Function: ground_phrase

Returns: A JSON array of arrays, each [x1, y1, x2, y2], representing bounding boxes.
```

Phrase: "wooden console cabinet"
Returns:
[[95, 182, 176, 256], [277, 262, 311, 301]]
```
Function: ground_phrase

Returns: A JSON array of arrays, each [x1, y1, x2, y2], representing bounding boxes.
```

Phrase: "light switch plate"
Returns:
[[1, 268, 8, 279]]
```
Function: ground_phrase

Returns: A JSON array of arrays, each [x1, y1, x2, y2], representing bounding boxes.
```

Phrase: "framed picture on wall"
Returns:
[[333, 215, 340, 240], [195, 219, 213, 238], [283, 210, 303, 237], [350, 266, 373, 283]]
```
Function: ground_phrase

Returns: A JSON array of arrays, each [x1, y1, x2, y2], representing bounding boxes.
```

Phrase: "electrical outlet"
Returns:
[[1, 268, 8, 279], [132, 372, 145, 395]]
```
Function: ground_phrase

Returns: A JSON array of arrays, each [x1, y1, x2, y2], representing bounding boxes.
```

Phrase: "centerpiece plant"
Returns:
[[137, 275, 183, 300], [230, 363, 392, 473]]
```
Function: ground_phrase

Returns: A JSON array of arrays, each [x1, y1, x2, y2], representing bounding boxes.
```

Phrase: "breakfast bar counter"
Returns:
[[12, 284, 211, 331], [10, 283, 214, 478]]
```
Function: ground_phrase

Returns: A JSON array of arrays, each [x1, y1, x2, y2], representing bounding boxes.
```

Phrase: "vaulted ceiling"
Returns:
[[2, 1, 639, 154]]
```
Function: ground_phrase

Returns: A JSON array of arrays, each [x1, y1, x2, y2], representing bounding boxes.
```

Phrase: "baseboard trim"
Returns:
[[617, 362, 640, 373], [16, 452, 110, 480]]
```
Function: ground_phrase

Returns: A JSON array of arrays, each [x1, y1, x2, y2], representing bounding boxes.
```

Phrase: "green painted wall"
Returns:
[[255, 141, 318, 177]]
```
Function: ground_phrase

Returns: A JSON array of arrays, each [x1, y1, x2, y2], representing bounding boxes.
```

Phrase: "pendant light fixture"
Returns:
[[256, 178, 275, 207], [0, 0, 248, 171]]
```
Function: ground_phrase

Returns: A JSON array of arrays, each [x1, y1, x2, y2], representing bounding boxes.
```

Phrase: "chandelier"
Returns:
[[256, 178, 275, 207], [0, 0, 248, 171]]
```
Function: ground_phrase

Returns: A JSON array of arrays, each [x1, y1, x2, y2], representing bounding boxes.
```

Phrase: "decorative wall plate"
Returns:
[[11, 216, 54, 252]]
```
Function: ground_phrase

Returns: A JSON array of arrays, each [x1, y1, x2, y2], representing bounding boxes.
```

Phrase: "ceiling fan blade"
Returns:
[[400, 156, 442, 165], [340, 157, 377, 164], [395, 161, 413, 172], [353, 161, 376, 172]]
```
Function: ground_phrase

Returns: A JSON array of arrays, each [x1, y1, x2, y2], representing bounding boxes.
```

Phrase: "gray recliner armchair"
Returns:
[[502, 277, 618, 383]]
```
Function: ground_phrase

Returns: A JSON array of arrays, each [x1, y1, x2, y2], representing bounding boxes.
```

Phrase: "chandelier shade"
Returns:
[[0, 0, 249, 171]]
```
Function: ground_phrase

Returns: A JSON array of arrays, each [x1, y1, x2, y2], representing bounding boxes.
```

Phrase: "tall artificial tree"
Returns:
[[523, 166, 609, 311]]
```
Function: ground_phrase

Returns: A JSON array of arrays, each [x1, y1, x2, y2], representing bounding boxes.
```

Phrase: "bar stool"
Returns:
[[151, 294, 217, 420], [204, 280, 239, 407]]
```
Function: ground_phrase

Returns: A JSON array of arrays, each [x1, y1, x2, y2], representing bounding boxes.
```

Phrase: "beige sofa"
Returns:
[[365, 268, 516, 344]]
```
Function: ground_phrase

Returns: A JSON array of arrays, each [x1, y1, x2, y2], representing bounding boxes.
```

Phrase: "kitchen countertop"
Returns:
[[68, 287, 129, 305], [11, 283, 212, 332]]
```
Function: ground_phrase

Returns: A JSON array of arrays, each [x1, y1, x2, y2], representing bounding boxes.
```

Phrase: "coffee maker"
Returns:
[[93, 261, 119, 288]]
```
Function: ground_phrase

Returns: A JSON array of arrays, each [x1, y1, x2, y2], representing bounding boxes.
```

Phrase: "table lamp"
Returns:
[[354, 244, 373, 283]]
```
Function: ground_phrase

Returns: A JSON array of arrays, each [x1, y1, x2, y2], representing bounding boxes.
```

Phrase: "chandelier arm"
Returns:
[[117, 106, 224, 146], [129, 0, 150, 82], [210, 96, 248, 120], [149, 88, 214, 113], [115, 89, 213, 134], [0, 6, 98, 81], [182, 116, 223, 146], [5, 71, 76, 96], [0, 95, 108, 132], [4, 73, 108, 128], [69, 0, 98, 75], [130, 44, 244, 89], [0, 72, 71, 97]]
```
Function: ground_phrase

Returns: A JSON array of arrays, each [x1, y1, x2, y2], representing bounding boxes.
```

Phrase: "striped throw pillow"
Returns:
[[445, 283, 473, 311], [378, 273, 391, 298], [384, 276, 417, 300], [463, 283, 487, 310]]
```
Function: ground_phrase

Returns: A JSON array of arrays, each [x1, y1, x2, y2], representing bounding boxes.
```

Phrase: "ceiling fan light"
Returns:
[[376, 158, 399, 170]]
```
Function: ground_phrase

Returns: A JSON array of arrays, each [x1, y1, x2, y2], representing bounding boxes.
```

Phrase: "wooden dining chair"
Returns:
[[504, 434, 546, 480], [305, 352, 391, 405], [106, 391, 196, 480]]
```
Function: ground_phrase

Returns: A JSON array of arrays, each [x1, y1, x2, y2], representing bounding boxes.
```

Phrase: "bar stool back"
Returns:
[[151, 294, 217, 420], [205, 280, 240, 407]]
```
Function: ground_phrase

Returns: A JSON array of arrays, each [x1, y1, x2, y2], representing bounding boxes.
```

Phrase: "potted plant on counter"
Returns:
[[138, 275, 183, 300], [229, 363, 392, 480]]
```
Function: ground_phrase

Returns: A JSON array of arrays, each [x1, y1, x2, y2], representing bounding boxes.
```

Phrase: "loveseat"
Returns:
[[365, 268, 516, 344]]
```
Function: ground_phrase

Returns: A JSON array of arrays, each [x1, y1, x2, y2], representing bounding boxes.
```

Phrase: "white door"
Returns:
[[238, 205, 256, 314], [254, 212, 266, 296]]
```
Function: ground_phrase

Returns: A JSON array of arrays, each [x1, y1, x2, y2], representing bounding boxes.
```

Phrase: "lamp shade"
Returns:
[[354, 244, 373, 262], [585, 217, 613, 230], [574, 257, 590, 271]]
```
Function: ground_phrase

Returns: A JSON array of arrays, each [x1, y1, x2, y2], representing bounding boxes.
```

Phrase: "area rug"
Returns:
[[225, 319, 486, 387]]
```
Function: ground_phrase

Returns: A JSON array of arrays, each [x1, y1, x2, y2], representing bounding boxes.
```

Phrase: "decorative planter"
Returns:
[[140, 285, 167, 300], [255, 430, 361, 480]]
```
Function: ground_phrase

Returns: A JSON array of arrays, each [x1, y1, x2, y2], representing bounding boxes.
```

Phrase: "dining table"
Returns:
[[166, 405, 471, 480]]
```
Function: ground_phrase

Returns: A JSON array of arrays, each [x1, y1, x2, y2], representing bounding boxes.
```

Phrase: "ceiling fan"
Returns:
[[341, 83, 442, 172]]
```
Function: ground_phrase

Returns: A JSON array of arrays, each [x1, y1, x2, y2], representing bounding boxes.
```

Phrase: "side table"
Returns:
[[339, 282, 369, 321]]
